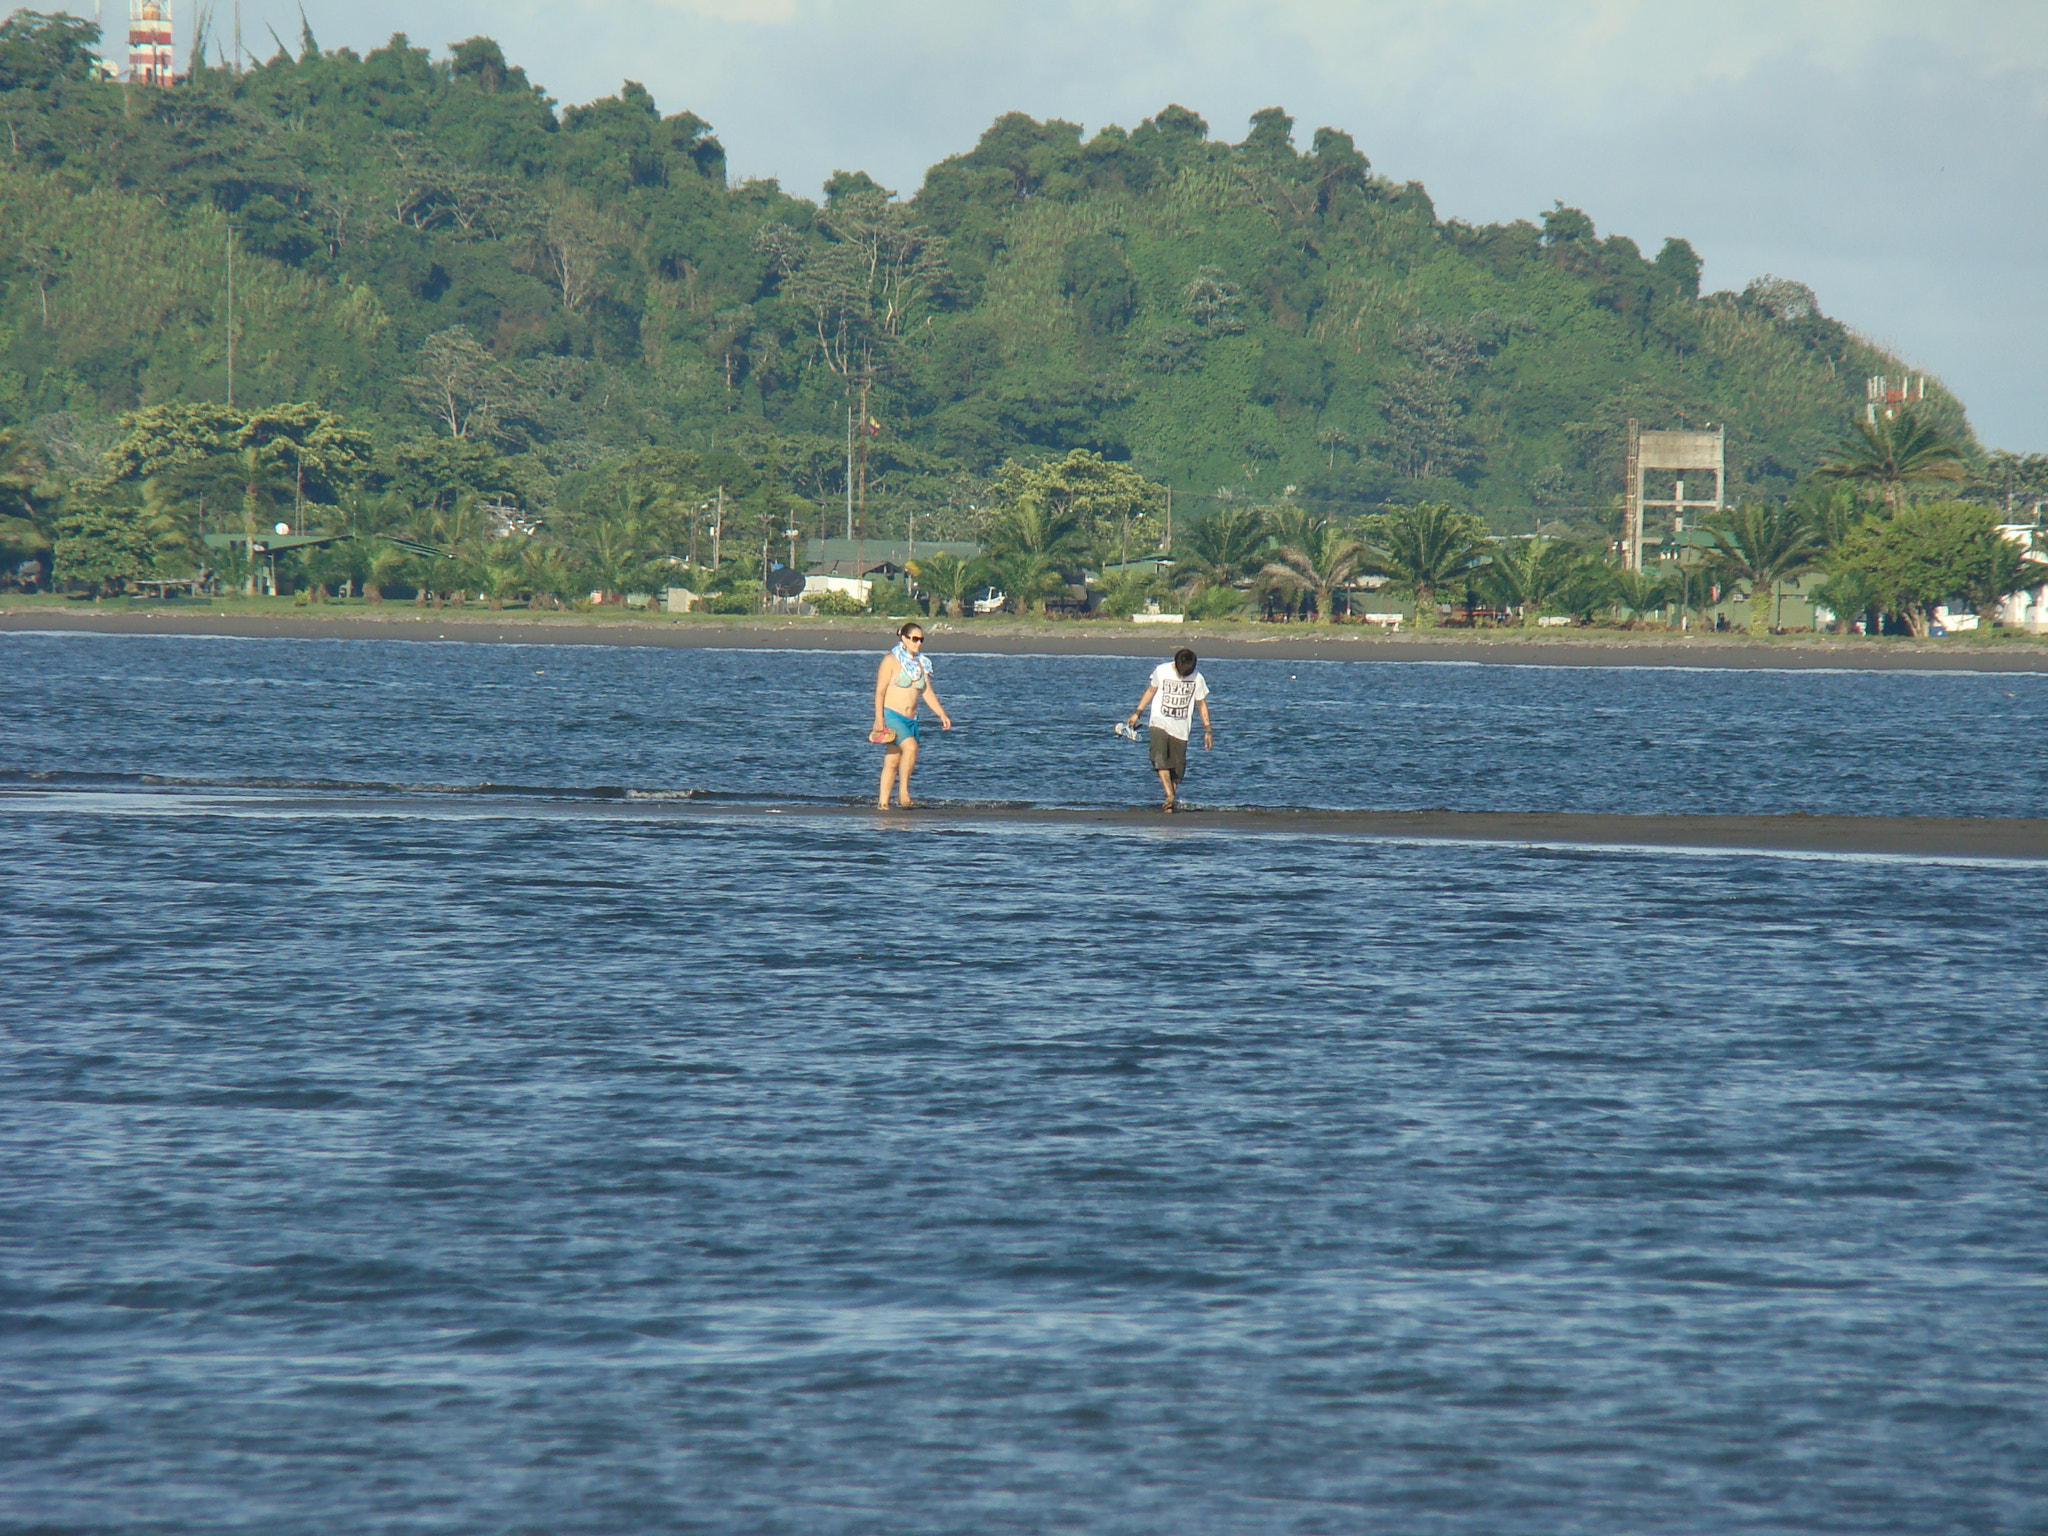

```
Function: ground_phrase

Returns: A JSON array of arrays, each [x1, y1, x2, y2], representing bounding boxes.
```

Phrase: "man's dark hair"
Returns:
[[1173, 648, 1197, 676]]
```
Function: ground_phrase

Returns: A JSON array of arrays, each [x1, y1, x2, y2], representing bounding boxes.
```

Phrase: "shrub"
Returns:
[[1186, 584, 1249, 620], [807, 590, 867, 617]]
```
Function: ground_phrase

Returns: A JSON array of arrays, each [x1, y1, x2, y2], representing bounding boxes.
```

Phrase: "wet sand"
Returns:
[[12, 784, 2045, 861], [9, 605, 2048, 671]]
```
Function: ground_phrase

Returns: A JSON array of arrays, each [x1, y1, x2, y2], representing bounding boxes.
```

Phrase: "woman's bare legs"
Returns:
[[878, 745, 899, 807], [877, 737, 920, 807], [895, 736, 920, 806]]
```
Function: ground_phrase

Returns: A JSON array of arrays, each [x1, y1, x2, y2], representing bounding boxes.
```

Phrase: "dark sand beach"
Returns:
[[16, 784, 2042, 861], [10, 604, 2048, 670]]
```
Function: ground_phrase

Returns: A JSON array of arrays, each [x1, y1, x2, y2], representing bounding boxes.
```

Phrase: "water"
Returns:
[[6, 630, 2048, 816], [4, 634, 2045, 1534]]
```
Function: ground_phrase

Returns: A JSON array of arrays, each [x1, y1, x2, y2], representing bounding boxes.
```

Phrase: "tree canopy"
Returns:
[[0, 14, 1981, 550]]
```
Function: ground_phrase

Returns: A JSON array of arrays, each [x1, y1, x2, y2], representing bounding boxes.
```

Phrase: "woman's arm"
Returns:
[[873, 657, 893, 729], [924, 680, 954, 730]]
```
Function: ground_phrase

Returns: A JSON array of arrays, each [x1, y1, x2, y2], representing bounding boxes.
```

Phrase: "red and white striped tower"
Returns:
[[128, 0, 173, 86]]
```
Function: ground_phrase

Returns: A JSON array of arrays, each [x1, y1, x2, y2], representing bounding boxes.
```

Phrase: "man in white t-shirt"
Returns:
[[1124, 647, 1213, 812]]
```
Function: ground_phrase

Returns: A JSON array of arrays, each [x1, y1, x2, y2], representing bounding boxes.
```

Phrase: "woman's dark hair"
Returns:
[[1173, 648, 1197, 675], [899, 621, 924, 639]]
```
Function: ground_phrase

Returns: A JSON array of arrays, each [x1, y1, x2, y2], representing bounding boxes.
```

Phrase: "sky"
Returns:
[[74, 0, 2048, 451]]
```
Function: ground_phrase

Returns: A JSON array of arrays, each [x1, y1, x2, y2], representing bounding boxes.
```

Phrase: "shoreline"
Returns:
[[9, 784, 2046, 860], [9, 604, 2048, 671]]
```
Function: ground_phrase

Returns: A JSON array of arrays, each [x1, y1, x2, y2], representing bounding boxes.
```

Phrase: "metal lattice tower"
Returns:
[[128, 0, 173, 85]]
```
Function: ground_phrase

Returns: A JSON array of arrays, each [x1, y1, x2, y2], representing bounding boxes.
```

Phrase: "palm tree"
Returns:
[[1792, 480, 1867, 554], [1476, 537, 1584, 626], [984, 549, 1066, 618], [1816, 408, 1967, 513], [1705, 501, 1825, 636], [1359, 502, 1489, 628], [906, 550, 983, 618], [481, 533, 531, 609], [1260, 514, 1362, 623], [1176, 503, 1269, 596], [577, 513, 650, 606], [521, 542, 575, 610], [982, 497, 1085, 616], [1609, 565, 1678, 626], [362, 540, 409, 605], [1809, 563, 1879, 635], [1961, 525, 2048, 629], [425, 495, 494, 605]]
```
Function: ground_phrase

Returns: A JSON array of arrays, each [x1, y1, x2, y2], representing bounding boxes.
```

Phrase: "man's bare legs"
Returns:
[[1156, 766, 1178, 812], [878, 737, 920, 807]]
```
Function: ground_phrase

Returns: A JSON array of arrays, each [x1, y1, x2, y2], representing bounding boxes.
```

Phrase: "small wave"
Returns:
[[0, 768, 903, 809], [0, 767, 698, 801]]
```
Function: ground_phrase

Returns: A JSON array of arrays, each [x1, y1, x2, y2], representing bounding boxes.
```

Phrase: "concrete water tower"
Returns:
[[1622, 419, 1725, 571]]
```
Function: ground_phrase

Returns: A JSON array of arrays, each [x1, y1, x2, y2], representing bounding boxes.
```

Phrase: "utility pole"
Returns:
[[856, 373, 872, 536], [225, 220, 235, 408], [1623, 419, 1642, 573], [1165, 484, 1172, 553], [712, 485, 723, 567], [843, 400, 854, 540]]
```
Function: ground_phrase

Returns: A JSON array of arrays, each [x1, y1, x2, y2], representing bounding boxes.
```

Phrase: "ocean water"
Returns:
[[3, 633, 2045, 1535], [6, 629, 2048, 816]]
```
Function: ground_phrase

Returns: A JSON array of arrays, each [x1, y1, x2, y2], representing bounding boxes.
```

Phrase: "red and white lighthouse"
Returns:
[[128, 0, 173, 86]]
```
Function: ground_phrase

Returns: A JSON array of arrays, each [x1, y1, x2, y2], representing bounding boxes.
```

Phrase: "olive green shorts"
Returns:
[[1148, 727, 1188, 781]]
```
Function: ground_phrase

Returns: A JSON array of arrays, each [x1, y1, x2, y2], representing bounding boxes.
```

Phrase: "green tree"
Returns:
[[0, 10, 98, 90], [980, 456, 1096, 615], [1476, 536, 1585, 626], [1174, 503, 1268, 597], [520, 542, 577, 610], [1609, 564, 1678, 625], [575, 512, 652, 605], [54, 504, 154, 594], [1808, 564, 1880, 635], [0, 427, 58, 572], [1359, 502, 1489, 628], [402, 327, 524, 441], [1822, 500, 1997, 637], [905, 549, 982, 618], [1060, 233, 1138, 335], [1703, 501, 1825, 636], [1958, 525, 2048, 628], [1259, 510, 1361, 623], [239, 403, 373, 517], [1815, 409, 1968, 513]]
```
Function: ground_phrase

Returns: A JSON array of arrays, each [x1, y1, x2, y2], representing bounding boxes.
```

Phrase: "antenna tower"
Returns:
[[128, 0, 173, 85]]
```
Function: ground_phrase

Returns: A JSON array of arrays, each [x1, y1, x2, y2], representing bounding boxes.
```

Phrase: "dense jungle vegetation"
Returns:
[[5, 8, 2045, 627]]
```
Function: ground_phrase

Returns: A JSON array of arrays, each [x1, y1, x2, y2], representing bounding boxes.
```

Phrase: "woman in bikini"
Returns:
[[870, 622, 953, 808]]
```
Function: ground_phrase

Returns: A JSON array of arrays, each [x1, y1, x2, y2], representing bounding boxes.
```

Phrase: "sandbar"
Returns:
[[8, 784, 2045, 861]]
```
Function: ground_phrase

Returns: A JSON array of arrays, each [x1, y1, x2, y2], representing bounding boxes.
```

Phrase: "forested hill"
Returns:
[[0, 11, 1974, 536]]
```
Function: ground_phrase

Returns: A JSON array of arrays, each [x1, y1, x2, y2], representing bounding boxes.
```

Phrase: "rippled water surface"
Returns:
[[8, 629, 2048, 815], [3, 634, 2045, 1534]]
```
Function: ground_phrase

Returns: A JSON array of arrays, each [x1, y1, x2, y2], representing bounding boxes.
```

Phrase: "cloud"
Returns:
[[637, 0, 801, 23]]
